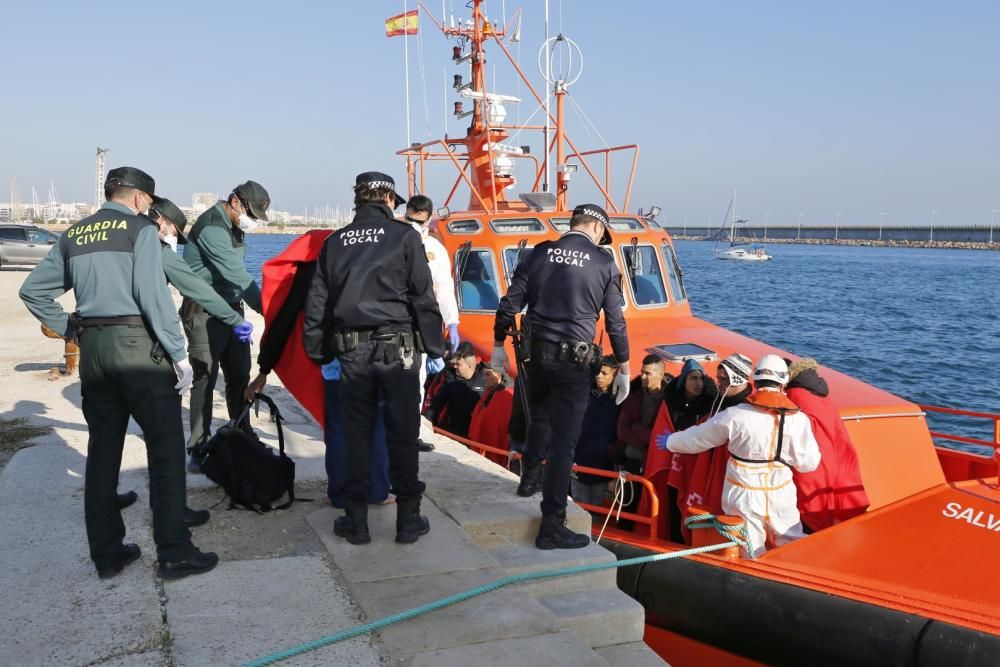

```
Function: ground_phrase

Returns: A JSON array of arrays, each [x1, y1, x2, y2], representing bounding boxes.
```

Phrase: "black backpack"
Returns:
[[200, 393, 304, 512]]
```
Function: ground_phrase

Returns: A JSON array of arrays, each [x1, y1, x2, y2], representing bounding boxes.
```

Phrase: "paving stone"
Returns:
[[165, 556, 379, 667], [488, 541, 619, 596], [596, 641, 670, 666], [400, 631, 611, 667], [349, 566, 563, 659], [306, 502, 495, 584], [538, 588, 646, 648]]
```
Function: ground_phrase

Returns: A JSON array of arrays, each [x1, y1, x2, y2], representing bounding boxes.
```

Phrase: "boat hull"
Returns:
[[605, 539, 1000, 666]]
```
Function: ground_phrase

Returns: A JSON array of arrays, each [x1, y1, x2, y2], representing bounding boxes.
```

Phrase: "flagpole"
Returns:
[[403, 0, 412, 148]]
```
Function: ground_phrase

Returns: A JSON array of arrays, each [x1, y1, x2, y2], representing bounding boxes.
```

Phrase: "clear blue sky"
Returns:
[[1, 1, 997, 227]]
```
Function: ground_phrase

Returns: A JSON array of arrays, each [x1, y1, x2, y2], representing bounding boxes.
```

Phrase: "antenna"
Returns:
[[95, 147, 110, 208]]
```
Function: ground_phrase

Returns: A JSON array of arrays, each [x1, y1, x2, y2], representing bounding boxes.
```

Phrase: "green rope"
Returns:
[[243, 519, 740, 667], [684, 512, 754, 557]]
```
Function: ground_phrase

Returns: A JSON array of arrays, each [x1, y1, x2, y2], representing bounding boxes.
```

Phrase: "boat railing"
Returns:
[[563, 144, 640, 213], [433, 426, 661, 540], [918, 403, 1000, 477]]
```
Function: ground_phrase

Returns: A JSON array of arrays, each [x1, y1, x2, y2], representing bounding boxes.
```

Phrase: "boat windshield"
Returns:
[[661, 243, 687, 302], [621, 244, 669, 307], [502, 246, 535, 280], [457, 248, 501, 312]]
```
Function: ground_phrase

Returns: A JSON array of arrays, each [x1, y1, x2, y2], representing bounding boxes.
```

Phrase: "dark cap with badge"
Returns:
[[232, 181, 271, 221], [572, 203, 612, 245], [150, 197, 190, 243], [105, 166, 156, 197], [355, 171, 407, 208]]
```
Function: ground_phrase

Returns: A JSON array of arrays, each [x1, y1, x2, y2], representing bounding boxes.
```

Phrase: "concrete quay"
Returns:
[[0, 268, 664, 667]]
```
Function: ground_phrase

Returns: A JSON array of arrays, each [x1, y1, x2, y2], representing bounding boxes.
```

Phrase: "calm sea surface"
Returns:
[[245, 235, 999, 449]]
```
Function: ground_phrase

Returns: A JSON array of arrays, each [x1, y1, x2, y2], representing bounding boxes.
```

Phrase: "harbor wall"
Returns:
[[662, 225, 999, 249]]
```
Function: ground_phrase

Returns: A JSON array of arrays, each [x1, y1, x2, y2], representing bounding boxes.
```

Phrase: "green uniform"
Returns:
[[161, 244, 242, 327], [181, 203, 259, 449], [18, 202, 193, 568]]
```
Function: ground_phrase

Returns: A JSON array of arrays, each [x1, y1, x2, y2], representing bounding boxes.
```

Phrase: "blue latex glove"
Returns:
[[321, 359, 342, 381], [426, 356, 445, 375], [233, 320, 253, 343], [447, 324, 460, 353]]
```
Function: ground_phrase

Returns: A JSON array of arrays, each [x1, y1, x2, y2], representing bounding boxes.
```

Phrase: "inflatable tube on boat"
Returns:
[[605, 540, 1000, 666]]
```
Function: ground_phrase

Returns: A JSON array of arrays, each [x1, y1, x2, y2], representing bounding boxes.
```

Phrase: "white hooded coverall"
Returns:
[[666, 393, 821, 556], [407, 220, 460, 399]]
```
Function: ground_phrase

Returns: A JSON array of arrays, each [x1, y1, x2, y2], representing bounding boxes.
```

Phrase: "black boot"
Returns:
[[333, 501, 371, 545], [516, 463, 542, 497], [395, 496, 430, 544], [535, 512, 590, 550]]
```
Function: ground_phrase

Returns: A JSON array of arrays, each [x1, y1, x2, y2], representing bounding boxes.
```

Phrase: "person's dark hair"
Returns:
[[569, 212, 596, 228], [755, 379, 781, 390], [452, 341, 477, 360], [407, 194, 433, 216], [641, 353, 664, 368], [353, 184, 396, 209], [599, 354, 617, 370], [105, 184, 135, 201]]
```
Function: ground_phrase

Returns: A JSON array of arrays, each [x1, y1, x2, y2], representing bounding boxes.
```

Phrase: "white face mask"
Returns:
[[163, 234, 178, 252], [238, 213, 259, 232]]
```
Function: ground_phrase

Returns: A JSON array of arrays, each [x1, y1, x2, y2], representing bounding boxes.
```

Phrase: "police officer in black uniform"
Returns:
[[303, 172, 445, 545], [19, 167, 218, 579], [493, 204, 631, 549]]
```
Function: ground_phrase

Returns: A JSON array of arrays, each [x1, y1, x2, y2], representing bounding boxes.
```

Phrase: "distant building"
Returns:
[[192, 192, 215, 209]]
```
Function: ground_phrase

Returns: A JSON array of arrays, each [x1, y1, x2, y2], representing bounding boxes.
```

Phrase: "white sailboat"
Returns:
[[714, 190, 772, 261]]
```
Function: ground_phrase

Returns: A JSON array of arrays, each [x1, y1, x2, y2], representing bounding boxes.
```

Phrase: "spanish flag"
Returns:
[[385, 10, 418, 37]]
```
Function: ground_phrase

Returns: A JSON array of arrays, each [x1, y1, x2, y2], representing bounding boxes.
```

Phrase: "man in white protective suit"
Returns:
[[402, 195, 461, 452], [665, 355, 821, 556]]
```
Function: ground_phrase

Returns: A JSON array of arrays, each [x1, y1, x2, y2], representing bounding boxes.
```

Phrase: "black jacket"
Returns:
[[574, 388, 621, 483], [787, 368, 830, 397], [495, 231, 629, 363], [303, 203, 444, 361], [664, 365, 718, 431], [428, 364, 489, 438]]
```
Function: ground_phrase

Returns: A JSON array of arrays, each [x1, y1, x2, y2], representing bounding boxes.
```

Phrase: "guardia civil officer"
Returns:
[[492, 204, 631, 550], [303, 172, 445, 545], [182, 181, 269, 468], [19, 167, 218, 579]]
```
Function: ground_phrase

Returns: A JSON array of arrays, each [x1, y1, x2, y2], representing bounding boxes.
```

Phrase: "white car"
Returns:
[[0, 224, 59, 267]]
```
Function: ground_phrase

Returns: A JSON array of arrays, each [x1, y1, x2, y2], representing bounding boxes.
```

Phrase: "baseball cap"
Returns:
[[233, 181, 270, 221], [150, 197, 190, 243], [105, 167, 155, 197]]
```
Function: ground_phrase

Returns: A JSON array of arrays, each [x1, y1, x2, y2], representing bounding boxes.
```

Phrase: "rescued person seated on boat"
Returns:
[[426, 342, 489, 438], [572, 356, 622, 507], [665, 355, 821, 557], [468, 365, 515, 465], [612, 354, 669, 526]]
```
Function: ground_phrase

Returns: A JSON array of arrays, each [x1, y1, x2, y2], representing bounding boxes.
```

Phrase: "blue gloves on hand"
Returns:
[[321, 359, 342, 381], [447, 324, 460, 353], [426, 356, 446, 375], [233, 320, 253, 343]]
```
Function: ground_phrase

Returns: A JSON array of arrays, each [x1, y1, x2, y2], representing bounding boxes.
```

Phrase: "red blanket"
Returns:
[[260, 230, 332, 424], [468, 386, 514, 464]]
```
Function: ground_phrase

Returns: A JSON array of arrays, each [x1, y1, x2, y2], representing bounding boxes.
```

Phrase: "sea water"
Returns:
[[245, 235, 998, 450]]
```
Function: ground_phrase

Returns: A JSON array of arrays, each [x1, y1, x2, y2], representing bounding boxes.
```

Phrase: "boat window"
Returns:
[[549, 217, 570, 232], [609, 217, 645, 231], [456, 248, 501, 312], [489, 218, 546, 234], [661, 243, 688, 303], [502, 246, 535, 281], [447, 219, 482, 234], [621, 244, 669, 307]]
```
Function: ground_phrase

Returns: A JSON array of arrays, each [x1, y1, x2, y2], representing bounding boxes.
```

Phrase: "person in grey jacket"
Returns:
[[181, 181, 269, 467], [18, 167, 217, 580]]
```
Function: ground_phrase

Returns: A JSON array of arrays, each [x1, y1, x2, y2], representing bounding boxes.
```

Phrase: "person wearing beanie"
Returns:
[[713, 352, 754, 414], [665, 355, 821, 556], [786, 358, 870, 531]]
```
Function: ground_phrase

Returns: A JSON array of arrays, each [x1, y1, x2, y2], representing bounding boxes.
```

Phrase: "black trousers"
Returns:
[[337, 339, 425, 503], [79, 325, 193, 567], [183, 301, 250, 450], [521, 343, 592, 517]]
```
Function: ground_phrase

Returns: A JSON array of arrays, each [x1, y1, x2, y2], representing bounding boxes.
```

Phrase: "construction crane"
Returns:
[[95, 147, 110, 208]]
